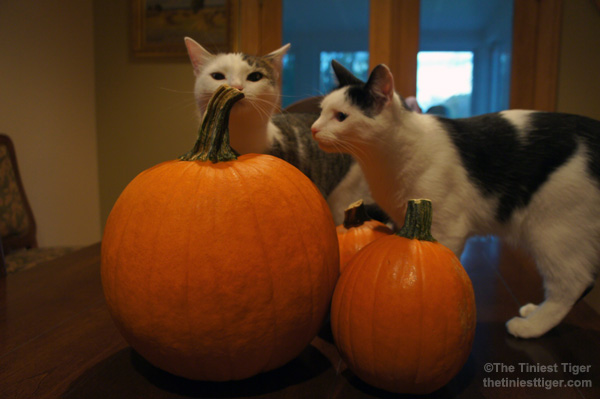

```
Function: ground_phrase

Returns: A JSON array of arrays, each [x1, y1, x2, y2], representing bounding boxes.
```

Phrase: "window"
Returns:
[[417, 51, 474, 118], [319, 51, 369, 94], [281, 0, 369, 107], [419, 0, 513, 117]]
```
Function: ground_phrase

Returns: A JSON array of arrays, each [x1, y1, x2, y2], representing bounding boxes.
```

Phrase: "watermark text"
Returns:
[[482, 362, 592, 390]]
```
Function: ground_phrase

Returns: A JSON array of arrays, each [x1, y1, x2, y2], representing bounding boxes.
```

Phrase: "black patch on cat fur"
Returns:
[[331, 60, 376, 117], [346, 86, 378, 118], [568, 113, 600, 180], [437, 112, 600, 222], [331, 60, 410, 116], [346, 85, 412, 117], [528, 113, 600, 182]]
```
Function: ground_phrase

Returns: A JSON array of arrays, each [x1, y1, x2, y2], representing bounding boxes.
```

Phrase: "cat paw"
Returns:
[[505, 317, 545, 339], [519, 303, 538, 317]]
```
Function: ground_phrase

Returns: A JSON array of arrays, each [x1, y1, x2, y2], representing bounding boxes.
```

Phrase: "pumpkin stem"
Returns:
[[343, 200, 371, 229], [180, 84, 245, 163], [396, 199, 437, 242]]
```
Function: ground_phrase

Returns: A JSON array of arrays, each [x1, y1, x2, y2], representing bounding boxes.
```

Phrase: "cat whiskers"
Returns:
[[250, 96, 283, 114], [341, 142, 371, 164], [340, 136, 379, 164], [158, 87, 198, 112], [197, 91, 216, 112], [160, 87, 195, 94], [199, 91, 275, 120], [320, 138, 369, 163], [246, 97, 279, 120], [355, 134, 390, 150]]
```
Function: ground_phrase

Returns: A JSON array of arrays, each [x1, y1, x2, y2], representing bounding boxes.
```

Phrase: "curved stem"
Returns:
[[180, 84, 245, 163], [396, 199, 437, 242]]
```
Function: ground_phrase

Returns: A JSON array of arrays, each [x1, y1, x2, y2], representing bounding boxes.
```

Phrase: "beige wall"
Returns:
[[0, 0, 101, 247], [556, 0, 600, 120], [558, 0, 600, 313], [94, 0, 199, 226]]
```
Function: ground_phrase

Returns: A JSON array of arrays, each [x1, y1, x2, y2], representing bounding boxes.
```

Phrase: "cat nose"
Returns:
[[311, 126, 319, 137], [231, 84, 244, 91]]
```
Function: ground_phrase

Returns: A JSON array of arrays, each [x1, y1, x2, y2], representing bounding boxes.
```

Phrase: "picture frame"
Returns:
[[131, 0, 234, 58]]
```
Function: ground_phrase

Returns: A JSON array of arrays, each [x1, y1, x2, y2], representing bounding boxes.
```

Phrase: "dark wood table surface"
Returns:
[[1, 239, 599, 398]]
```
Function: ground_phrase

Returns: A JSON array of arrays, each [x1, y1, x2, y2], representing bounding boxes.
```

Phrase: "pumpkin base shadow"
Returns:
[[130, 345, 332, 397], [62, 345, 333, 398]]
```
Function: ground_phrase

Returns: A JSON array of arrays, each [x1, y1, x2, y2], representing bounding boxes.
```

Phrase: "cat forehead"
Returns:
[[206, 53, 247, 69], [324, 84, 383, 118], [322, 88, 353, 110], [207, 53, 274, 75]]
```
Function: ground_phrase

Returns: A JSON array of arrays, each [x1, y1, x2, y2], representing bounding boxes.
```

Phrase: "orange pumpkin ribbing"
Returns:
[[101, 85, 339, 381]]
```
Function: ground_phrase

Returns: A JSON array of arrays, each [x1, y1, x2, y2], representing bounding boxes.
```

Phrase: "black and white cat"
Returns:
[[311, 60, 600, 338], [184, 38, 377, 224]]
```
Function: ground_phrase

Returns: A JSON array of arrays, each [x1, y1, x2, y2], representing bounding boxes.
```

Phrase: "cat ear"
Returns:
[[265, 43, 290, 70], [332, 60, 364, 87], [366, 64, 395, 110], [184, 37, 213, 76]]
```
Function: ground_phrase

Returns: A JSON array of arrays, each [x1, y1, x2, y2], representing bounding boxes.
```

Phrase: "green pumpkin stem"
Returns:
[[396, 199, 437, 242], [180, 84, 244, 163], [343, 200, 371, 229]]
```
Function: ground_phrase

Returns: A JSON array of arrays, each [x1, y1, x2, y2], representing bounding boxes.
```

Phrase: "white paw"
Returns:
[[505, 317, 544, 339], [519, 303, 538, 317]]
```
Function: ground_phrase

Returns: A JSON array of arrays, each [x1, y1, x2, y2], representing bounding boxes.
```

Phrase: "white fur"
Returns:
[[500, 110, 533, 141], [312, 64, 600, 338]]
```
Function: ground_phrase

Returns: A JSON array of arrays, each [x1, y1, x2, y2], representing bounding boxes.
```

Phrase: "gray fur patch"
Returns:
[[242, 54, 277, 86], [270, 112, 354, 197]]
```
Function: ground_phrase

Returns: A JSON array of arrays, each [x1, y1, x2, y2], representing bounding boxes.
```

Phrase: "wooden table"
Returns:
[[1, 239, 599, 398]]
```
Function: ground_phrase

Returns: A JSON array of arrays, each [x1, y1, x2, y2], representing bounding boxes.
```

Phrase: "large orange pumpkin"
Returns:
[[336, 200, 393, 273], [101, 85, 339, 381], [331, 199, 476, 394]]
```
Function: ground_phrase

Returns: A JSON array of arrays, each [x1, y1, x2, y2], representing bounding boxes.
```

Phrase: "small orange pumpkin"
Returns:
[[331, 199, 476, 394], [101, 85, 339, 381], [336, 200, 393, 273]]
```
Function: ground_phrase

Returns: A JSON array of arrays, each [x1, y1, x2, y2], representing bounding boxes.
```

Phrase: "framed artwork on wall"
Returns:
[[131, 0, 233, 57]]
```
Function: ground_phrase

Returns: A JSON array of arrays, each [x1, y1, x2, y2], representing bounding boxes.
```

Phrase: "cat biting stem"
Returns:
[[184, 37, 386, 225]]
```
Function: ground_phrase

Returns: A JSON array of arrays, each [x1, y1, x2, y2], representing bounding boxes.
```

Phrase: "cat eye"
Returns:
[[335, 112, 348, 122], [210, 72, 225, 80], [247, 72, 264, 82]]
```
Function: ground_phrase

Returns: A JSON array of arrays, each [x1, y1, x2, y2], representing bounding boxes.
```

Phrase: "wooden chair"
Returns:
[[282, 96, 323, 114], [0, 134, 79, 276]]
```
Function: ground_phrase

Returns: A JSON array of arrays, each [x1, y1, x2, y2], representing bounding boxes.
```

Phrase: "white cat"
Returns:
[[184, 38, 382, 225], [311, 60, 600, 338]]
